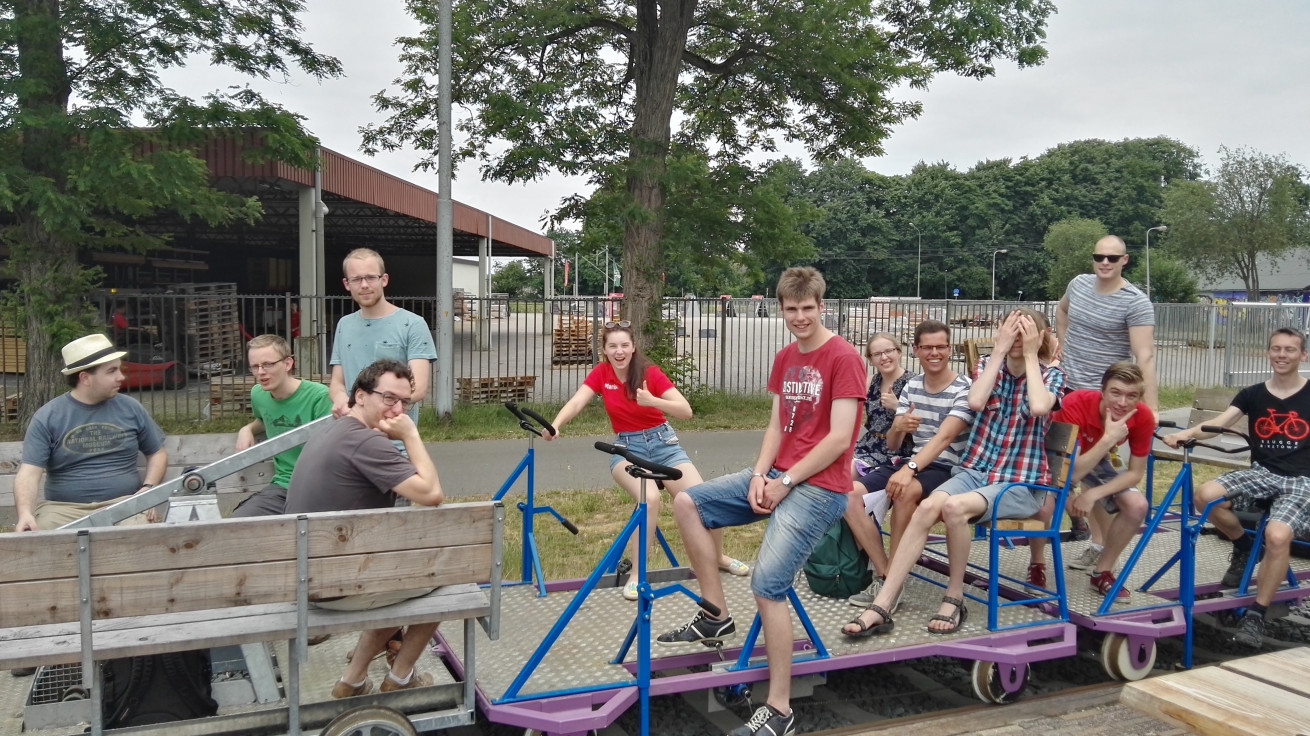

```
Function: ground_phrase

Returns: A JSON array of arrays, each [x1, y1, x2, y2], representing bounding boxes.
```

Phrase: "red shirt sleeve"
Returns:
[[644, 365, 676, 397], [1126, 401, 1154, 457], [583, 363, 609, 393]]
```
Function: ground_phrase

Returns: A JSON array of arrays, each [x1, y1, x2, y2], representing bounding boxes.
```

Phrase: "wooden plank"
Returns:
[[0, 584, 490, 669], [1195, 387, 1238, 412], [1120, 661, 1310, 736], [1219, 647, 1310, 700], [1, 543, 493, 627], [0, 503, 495, 581]]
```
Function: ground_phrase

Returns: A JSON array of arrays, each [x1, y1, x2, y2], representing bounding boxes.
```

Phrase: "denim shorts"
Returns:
[[936, 466, 1047, 522], [686, 468, 847, 601], [609, 422, 692, 470]]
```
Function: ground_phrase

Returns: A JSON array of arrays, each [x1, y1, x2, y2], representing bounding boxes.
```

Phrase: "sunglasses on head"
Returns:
[[1092, 254, 1124, 263], [604, 320, 632, 329]]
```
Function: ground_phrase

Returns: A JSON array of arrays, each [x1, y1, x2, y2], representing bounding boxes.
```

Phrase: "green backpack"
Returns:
[[803, 518, 873, 598]]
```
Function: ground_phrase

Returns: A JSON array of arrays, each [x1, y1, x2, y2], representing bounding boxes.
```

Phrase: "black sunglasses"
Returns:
[[1092, 254, 1124, 263], [604, 320, 632, 329]]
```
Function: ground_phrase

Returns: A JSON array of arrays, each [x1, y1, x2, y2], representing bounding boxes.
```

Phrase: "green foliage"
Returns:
[[491, 260, 543, 298], [1043, 218, 1109, 297], [1161, 146, 1310, 297], [1132, 254, 1197, 303], [1, 0, 341, 423], [365, 0, 1057, 339]]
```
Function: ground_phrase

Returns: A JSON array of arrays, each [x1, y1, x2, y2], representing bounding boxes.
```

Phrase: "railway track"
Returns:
[[456, 609, 1309, 736]]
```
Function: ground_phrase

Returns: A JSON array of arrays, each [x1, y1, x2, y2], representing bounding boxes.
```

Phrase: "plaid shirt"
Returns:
[[961, 357, 1066, 486]]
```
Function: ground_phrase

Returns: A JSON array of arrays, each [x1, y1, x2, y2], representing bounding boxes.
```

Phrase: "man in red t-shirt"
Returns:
[[1046, 361, 1152, 601], [657, 267, 865, 736]]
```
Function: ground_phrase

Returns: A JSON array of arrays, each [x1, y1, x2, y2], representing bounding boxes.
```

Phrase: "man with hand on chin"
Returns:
[[1036, 361, 1152, 602], [287, 358, 445, 698]]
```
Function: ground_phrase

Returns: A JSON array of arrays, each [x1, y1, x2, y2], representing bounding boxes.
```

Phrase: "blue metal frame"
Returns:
[[1132, 445, 1303, 667], [495, 469, 706, 736], [493, 439, 569, 597]]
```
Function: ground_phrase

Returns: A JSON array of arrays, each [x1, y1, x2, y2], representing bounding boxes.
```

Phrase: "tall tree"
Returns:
[[1, 1, 340, 424], [1042, 217, 1108, 298], [1161, 146, 1310, 297], [366, 0, 1055, 338]]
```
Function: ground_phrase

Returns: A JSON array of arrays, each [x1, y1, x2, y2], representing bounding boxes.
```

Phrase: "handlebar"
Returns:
[[505, 401, 557, 438], [594, 441, 684, 481], [1155, 420, 1251, 455]]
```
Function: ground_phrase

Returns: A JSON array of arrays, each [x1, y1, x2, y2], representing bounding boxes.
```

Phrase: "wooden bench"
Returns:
[[0, 501, 503, 735], [962, 338, 994, 377], [1150, 387, 1249, 470], [1121, 646, 1310, 735]]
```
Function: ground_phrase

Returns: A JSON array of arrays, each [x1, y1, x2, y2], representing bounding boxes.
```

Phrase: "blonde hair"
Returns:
[[865, 332, 901, 359], [247, 334, 290, 360], [343, 248, 385, 275]]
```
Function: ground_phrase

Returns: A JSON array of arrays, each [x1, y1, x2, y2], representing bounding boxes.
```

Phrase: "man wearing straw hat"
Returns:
[[13, 333, 167, 533]]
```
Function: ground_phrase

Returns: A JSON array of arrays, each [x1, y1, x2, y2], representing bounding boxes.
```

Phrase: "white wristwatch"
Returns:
[[780, 473, 794, 488]]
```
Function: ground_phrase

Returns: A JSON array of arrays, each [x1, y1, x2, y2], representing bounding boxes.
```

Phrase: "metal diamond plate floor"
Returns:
[[451, 564, 1058, 701]]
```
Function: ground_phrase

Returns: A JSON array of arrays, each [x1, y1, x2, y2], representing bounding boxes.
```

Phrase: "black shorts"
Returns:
[[856, 460, 952, 501]]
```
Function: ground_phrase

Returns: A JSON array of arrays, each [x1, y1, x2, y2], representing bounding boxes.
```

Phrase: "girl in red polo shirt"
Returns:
[[546, 321, 748, 600]]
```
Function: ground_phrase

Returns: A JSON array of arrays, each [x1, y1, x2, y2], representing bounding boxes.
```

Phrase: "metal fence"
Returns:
[[1, 294, 1304, 425]]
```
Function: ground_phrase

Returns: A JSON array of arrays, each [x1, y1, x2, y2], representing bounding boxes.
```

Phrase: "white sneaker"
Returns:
[[1069, 544, 1101, 571]]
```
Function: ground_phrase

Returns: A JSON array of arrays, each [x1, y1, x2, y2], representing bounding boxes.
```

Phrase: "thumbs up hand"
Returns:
[[892, 403, 921, 434], [880, 390, 899, 412], [636, 380, 657, 407]]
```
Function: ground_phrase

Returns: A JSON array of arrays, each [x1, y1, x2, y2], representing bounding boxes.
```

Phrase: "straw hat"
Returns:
[[61, 334, 127, 376]]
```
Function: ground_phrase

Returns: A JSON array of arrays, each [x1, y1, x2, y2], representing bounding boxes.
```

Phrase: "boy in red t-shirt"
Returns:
[[657, 267, 865, 736], [1042, 361, 1153, 600]]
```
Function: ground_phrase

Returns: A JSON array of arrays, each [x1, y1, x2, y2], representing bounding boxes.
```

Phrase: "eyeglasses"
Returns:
[[1092, 254, 1124, 263], [248, 359, 288, 373], [868, 348, 900, 360], [345, 274, 383, 286], [916, 344, 951, 353], [603, 320, 632, 329], [367, 389, 415, 409]]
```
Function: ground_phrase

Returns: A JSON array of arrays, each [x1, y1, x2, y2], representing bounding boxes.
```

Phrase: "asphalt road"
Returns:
[[431, 428, 767, 498]]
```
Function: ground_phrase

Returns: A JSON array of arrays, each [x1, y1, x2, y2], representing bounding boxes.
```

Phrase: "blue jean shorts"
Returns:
[[686, 468, 847, 601], [936, 466, 1047, 522], [610, 422, 692, 470]]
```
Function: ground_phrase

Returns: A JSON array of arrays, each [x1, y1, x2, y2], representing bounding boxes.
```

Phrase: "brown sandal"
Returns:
[[842, 604, 895, 638], [926, 596, 968, 634]]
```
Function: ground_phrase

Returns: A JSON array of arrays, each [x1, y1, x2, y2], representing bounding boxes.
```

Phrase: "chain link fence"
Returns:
[[0, 293, 1302, 424]]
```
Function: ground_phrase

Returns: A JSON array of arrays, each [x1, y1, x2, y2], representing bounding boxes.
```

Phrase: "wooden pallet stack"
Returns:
[[174, 283, 242, 375], [456, 375, 537, 404], [2, 393, 18, 423], [208, 374, 331, 416], [0, 320, 26, 374], [552, 316, 594, 365]]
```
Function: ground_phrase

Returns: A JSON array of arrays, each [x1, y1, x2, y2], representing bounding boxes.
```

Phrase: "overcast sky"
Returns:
[[170, 1, 1310, 237]]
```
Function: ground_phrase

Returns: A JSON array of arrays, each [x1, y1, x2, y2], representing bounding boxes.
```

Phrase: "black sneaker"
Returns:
[[1233, 611, 1265, 648], [1221, 537, 1256, 588], [656, 610, 735, 646], [728, 704, 795, 736], [1069, 516, 1091, 542]]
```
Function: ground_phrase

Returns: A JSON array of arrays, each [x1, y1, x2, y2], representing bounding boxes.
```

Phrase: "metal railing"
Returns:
[[0, 294, 1302, 424]]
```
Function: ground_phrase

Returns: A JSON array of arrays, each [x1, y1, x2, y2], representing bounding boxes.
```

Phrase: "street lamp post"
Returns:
[[991, 249, 1008, 301], [943, 270, 949, 300], [909, 222, 922, 299], [1145, 225, 1167, 300]]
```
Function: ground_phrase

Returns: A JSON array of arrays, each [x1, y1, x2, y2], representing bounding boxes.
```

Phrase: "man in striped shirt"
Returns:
[[1056, 234, 1157, 562]]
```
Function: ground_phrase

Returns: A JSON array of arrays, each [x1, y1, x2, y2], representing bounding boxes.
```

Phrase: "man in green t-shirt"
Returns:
[[232, 334, 332, 517]]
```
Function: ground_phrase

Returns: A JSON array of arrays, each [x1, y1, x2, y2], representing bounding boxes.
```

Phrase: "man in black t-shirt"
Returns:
[[1164, 327, 1310, 646]]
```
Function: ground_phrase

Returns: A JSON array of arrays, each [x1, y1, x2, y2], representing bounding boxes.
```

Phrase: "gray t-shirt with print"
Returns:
[[21, 393, 165, 503]]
